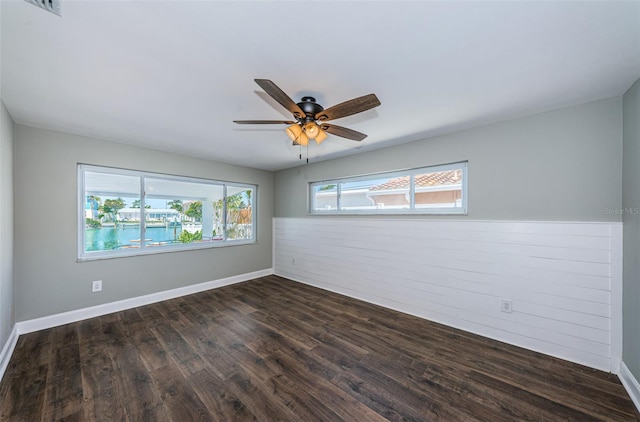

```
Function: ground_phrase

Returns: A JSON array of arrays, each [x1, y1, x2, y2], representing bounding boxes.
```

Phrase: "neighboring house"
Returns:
[[84, 197, 100, 220], [367, 170, 462, 209], [118, 208, 180, 222]]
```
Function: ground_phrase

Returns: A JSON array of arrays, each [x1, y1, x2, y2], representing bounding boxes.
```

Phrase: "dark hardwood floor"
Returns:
[[1, 275, 638, 421]]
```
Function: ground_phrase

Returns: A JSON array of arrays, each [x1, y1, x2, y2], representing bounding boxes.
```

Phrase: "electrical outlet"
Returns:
[[500, 298, 512, 313], [92, 280, 102, 292], [292, 258, 296, 265]]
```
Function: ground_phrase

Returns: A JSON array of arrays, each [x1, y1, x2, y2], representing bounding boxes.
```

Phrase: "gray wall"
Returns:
[[623, 77, 640, 379], [275, 98, 623, 222], [0, 102, 15, 350], [14, 125, 274, 321]]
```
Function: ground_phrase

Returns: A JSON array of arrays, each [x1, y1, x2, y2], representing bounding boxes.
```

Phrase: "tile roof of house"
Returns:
[[369, 170, 462, 191]]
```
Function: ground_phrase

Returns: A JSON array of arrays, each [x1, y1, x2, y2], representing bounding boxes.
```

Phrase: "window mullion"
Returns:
[[140, 176, 146, 248], [410, 174, 416, 209], [223, 184, 228, 241]]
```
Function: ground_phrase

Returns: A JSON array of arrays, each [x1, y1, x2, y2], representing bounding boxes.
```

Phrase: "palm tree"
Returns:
[[185, 201, 202, 222], [167, 199, 183, 213]]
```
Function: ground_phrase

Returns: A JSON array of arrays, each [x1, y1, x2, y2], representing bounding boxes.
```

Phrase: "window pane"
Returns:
[[144, 178, 224, 246], [414, 169, 463, 209], [225, 185, 254, 241], [84, 171, 140, 252], [346, 177, 410, 211], [311, 184, 337, 211]]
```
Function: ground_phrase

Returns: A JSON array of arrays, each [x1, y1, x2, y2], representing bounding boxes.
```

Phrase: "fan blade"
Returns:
[[254, 79, 306, 119], [321, 124, 367, 141], [233, 120, 294, 124], [315, 93, 380, 122]]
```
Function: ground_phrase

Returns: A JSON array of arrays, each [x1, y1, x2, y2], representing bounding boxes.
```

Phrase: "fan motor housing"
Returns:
[[297, 97, 324, 120]]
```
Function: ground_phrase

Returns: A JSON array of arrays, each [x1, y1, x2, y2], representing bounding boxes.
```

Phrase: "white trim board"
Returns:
[[610, 223, 623, 374], [619, 362, 640, 413], [0, 325, 19, 384], [16, 268, 273, 335]]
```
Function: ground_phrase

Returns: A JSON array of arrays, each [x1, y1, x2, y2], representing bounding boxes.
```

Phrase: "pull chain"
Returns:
[[295, 138, 310, 164]]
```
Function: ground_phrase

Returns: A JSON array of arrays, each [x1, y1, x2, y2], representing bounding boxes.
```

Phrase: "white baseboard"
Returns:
[[0, 324, 19, 383], [16, 268, 273, 335], [619, 362, 640, 413]]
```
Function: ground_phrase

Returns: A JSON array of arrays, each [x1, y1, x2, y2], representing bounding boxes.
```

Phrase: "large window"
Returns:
[[78, 165, 256, 260], [310, 162, 467, 215]]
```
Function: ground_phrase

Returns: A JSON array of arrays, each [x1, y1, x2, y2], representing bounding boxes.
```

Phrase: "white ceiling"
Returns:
[[1, 1, 639, 171]]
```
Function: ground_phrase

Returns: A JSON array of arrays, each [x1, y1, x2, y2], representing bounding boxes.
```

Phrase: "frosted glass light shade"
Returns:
[[286, 124, 303, 142], [304, 122, 320, 140], [294, 132, 309, 146], [314, 128, 328, 144]]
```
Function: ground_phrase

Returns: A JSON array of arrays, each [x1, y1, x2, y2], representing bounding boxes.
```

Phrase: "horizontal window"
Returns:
[[309, 162, 467, 215], [78, 165, 256, 261]]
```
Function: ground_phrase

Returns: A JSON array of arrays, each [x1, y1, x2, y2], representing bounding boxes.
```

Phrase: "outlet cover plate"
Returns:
[[500, 298, 512, 313], [92, 280, 102, 292]]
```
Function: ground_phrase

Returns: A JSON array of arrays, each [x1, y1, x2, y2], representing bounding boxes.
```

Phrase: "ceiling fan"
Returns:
[[234, 79, 381, 146]]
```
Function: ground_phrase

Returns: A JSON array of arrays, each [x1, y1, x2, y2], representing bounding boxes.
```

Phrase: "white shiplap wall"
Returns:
[[273, 218, 622, 373]]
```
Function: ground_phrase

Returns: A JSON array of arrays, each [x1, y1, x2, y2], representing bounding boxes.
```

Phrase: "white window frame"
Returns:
[[78, 164, 257, 261], [309, 161, 468, 215]]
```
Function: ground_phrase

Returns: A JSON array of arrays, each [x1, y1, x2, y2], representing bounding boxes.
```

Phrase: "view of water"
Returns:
[[85, 225, 184, 251]]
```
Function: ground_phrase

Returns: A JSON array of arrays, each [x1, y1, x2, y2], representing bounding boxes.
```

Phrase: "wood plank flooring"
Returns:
[[1, 275, 638, 421]]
